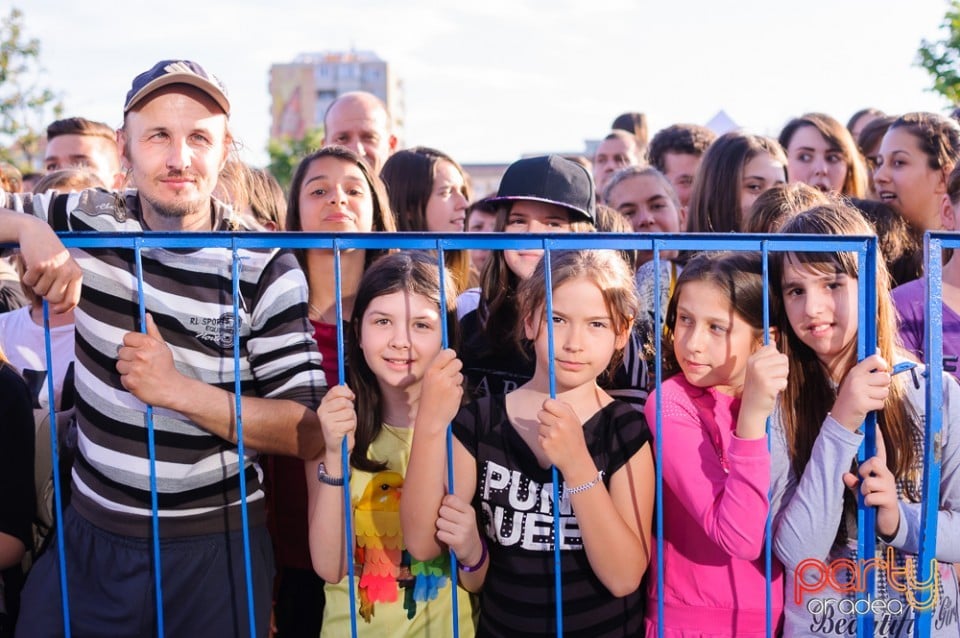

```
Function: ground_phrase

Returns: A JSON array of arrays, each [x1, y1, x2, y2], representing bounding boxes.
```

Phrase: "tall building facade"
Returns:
[[269, 50, 404, 143]]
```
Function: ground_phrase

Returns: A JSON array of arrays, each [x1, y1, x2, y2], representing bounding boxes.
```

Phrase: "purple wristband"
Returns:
[[459, 537, 488, 572]]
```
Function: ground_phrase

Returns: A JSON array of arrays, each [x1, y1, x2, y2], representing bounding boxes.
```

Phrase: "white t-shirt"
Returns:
[[0, 306, 75, 412]]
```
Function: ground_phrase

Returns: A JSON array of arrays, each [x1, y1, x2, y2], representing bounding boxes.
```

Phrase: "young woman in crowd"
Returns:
[[874, 111, 960, 234], [644, 251, 787, 636], [305, 251, 474, 636], [685, 132, 787, 235], [779, 113, 867, 198], [603, 166, 686, 408], [770, 203, 960, 636], [893, 162, 960, 381], [381, 146, 472, 291], [856, 114, 897, 199], [456, 155, 595, 398], [265, 145, 397, 637], [402, 249, 654, 637]]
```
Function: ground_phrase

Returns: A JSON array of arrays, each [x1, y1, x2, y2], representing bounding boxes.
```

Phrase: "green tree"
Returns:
[[917, 0, 960, 105], [0, 7, 63, 171], [266, 126, 324, 193]]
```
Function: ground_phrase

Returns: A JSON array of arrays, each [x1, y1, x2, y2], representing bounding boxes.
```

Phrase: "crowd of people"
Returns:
[[1, 57, 960, 637]]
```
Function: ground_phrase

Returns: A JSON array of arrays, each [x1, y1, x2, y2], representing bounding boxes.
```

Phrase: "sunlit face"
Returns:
[[740, 152, 787, 220], [605, 173, 685, 264], [661, 152, 701, 208], [323, 95, 396, 174], [360, 290, 443, 391], [503, 200, 573, 279], [785, 125, 848, 194], [525, 276, 627, 393], [44, 134, 122, 189], [424, 160, 468, 232], [594, 136, 641, 195], [873, 127, 946, 231], [780, 257, 859, 381], [119, 87, 228, 230], [672, 280, 759, 396], [297, 156, 375, 233], [467, 209, 497, 272]]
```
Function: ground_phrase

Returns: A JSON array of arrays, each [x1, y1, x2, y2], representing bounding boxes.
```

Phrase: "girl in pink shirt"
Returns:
[[644, 251, 787, 636]]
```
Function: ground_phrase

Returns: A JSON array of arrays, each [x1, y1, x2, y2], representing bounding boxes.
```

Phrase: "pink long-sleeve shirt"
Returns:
[[644, 374, 783, 637]]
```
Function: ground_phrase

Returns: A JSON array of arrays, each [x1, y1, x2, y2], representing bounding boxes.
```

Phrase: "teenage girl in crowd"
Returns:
[[770, 203, 960, 636], [894, 162, 960, 382], [380, 147, 472, 291], [856, 115, 897, 199], [644, 252, 787, 636], [603, 166, 687, 407], [685, 131, 787, 236], [874, 112, 960, 235], [265, 146, 397, 637], [305, 251, 474, 636], [402, 249, 655, 637], [456, 155, 595, 398], [779, 113, 867, 198]]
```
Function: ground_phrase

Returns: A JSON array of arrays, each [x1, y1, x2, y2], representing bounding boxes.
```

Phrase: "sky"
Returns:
[[17, 0, 958, 167]]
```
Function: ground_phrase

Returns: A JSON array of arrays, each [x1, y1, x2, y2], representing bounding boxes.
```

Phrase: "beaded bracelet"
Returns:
[[564, 470, 605, 498], [459, 537, 488, 572]]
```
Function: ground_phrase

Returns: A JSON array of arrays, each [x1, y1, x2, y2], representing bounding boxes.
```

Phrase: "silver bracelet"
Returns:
[[564, 470, 604, 498]]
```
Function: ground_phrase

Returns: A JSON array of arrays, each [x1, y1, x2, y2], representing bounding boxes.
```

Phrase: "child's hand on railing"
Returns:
[[417, 349, 464, 435], [831, 353, 891, 432], [318, 384, 357, 463], [737, 343, 788, 440]]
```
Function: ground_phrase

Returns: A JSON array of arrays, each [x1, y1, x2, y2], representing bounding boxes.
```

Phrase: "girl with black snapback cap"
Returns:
[[456, 154, 596, 400]]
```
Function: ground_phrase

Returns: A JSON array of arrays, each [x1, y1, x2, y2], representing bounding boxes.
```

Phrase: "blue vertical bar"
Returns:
[[761, 242, 773, 638], [134, 238, 165, 637], [41, 301, 72, 638], [652, 241, 664, 638], [436, 244, 462, 638], [229, 240, 257, 637], [333, 240, 359, 638], [542, 244, 563, 637], [855, 240, 877, 638], [916, 234, 944, 636]]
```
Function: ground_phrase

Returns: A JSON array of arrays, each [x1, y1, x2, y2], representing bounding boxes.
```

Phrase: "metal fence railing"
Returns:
[[14, 231, 948, 638]]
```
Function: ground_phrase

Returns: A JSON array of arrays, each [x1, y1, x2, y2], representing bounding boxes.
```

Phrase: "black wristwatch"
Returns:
[[317, 461, 345, 486]]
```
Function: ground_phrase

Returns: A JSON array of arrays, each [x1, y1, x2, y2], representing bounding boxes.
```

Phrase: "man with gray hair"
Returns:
[[4, 59, 325, 637]]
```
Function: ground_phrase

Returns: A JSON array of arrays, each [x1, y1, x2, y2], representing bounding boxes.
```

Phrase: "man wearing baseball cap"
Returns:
[[2, 60, 325, 637]]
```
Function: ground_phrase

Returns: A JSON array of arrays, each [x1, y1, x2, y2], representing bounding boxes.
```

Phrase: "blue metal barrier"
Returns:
[[18, 230, 941, 638]]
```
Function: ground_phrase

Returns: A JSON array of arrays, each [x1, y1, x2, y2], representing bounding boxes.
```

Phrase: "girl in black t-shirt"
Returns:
[[402, 249, 655, 638]]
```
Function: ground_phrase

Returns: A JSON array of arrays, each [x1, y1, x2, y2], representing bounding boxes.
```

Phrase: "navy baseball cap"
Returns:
[[489, 155, 596, 223], [124, 60, 230, 116]]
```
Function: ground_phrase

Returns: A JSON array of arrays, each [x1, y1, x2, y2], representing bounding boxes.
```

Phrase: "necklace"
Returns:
[[308, 303, 329, 323]]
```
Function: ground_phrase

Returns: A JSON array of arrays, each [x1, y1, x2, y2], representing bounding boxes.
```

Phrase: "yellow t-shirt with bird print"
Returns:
[[321, 423, 476, 637]]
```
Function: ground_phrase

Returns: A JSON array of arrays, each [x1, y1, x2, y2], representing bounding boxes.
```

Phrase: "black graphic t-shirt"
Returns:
[[453, 395, 651, 637]]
